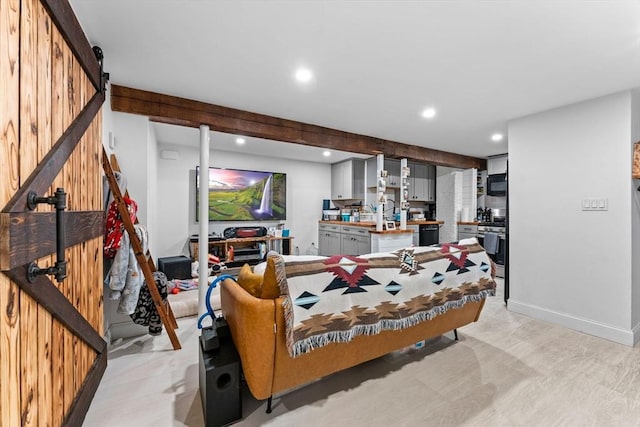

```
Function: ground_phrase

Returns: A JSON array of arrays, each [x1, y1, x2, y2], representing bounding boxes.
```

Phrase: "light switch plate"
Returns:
[[582, 198, 608, 211], [108, 131, 116, 149]]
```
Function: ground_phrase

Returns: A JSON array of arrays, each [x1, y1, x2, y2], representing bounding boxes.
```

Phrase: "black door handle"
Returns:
[[26, 187, 67, 282]]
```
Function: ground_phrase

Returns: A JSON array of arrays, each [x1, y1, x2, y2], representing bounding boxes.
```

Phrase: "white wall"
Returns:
[[155, 141, 332, 259], [436, 168, 460, 243], [147, 124, 158, 257], [104, 111, 336, 261], [509, 91, 637, 345], [631, 90, 640, 328], [100, 93, 150, 340], [460, 168, 477, 221], [436, 166, 479, 242], [108, 112, 158, 255]]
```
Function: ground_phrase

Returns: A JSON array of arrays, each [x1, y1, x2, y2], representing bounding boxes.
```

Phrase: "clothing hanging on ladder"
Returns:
[[130, 271, 169, 335], [104, 197, 138, 258], [107, 222, 148, 315]]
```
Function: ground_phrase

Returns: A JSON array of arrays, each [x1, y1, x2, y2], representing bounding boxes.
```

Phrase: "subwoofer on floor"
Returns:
[[198, 328, 242, 426]]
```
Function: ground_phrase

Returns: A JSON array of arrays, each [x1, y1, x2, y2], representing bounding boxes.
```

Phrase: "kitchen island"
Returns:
[[318, 220, 444, 256]]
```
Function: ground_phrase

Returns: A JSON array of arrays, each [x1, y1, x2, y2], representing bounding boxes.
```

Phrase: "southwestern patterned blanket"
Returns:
[[278, 240, 496, 357]]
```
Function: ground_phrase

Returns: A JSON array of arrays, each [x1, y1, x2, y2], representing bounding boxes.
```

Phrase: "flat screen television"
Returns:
[[196, 166, 286, 221]]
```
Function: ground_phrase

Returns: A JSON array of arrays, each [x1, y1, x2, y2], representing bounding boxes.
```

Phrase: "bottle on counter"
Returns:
[[484, 207, 492, 223]]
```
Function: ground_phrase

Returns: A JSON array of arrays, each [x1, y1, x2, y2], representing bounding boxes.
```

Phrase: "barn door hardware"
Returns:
[[92, 45, 110, 93], [26, 187, 67, 283]]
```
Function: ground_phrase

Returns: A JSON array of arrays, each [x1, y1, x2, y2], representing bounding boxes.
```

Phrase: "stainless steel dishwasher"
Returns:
[[418, 224, 439, 246]]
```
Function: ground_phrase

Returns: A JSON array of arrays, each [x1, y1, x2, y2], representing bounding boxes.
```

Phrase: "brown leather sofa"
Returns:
[[220, 262, 492, 410]]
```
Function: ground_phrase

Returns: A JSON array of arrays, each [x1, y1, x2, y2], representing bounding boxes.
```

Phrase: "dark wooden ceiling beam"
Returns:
[[111, 85, 486, 169]]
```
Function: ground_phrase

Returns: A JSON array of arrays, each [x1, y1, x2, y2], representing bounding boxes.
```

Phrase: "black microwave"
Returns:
[[487, 173, 507, 196]]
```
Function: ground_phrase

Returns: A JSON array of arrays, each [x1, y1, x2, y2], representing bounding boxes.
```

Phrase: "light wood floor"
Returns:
[[84, 279, 640, 426]]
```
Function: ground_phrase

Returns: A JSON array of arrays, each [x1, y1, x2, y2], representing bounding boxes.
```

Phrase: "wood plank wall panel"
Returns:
[[79, 72, 97, 385], [78, 58, 87, 383], [50, 22, 66, 427], [92, 117, 103, 336], [1, 1, 103, 425], [68, 34, 78, 411], [61, 34, 74, 416], [1, 1, 22, 426], [70, 54, 82, 396], [19, 0, 39, 424], [36, 2, 53, 425]]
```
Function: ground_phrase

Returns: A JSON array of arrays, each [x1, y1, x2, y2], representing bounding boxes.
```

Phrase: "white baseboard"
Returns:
[[508, 299, 635, 346], [632, 322, 640, 345], [108, 320, 148, 343]]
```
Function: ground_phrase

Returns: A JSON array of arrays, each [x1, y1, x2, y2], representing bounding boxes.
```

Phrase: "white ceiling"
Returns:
[[154, 123, 368, 164], [71, 0, 640, 161]]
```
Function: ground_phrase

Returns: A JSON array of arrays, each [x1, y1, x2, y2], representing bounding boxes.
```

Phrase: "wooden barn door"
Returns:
[[1, 1, 106, 426]]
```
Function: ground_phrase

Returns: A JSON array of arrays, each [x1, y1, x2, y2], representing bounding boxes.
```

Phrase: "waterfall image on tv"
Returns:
[[196, 166, 286, 221]]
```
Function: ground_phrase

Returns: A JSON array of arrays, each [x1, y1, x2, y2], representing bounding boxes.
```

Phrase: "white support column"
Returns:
[[376, 154, 385, 231], [400, 158, 408, 230], [198, 125, 210, 323]]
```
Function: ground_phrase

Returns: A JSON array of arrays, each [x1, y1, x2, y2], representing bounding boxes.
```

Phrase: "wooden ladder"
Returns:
[[102, 148, 181, 350]]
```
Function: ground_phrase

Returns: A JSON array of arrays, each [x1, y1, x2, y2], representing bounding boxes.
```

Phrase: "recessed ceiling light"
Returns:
[[491, 133, 503, 142], [295, 67, 313, 83], [323, 150, 331, 157], [235, 137, 245, 145], [421, 107, 436, 119]]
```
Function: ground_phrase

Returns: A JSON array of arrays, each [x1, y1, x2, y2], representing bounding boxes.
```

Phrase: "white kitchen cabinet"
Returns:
[[457, 224, 478, 241], [370, 232, 413, 253], [408, 163, 427, 201], [487, 155, 508, 175], [384, 159, 401, 188], [406, 224, 419, 246], [426, 164, 435, 202], [319, 224, 372, 256], [366, 159, 434, 202], [318, 224, 341, 256], [409, 163, 436, 202], [331, 159, 365, 200], [368, 158, 402, 188], [408, 163, 435, 201], [340, 226, 371, 256]]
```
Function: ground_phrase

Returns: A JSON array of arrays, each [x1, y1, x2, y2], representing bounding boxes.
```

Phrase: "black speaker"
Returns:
[[223, 226, 268, 239], [223, 227, 237, 239], [158, 256, 191, 280], [199, 334, 242, 426]]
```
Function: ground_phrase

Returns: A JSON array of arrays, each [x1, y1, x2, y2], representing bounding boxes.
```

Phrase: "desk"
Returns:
[[189, 235, 294, 266]]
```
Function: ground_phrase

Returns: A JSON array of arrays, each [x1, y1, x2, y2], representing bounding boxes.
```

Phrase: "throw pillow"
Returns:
[[260, 252, 287, 299], [236, 263, 263, 298]]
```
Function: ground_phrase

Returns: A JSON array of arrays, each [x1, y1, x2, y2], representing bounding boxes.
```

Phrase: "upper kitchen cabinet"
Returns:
[[365, 158, 402, 188], [408, 163, 436, 202], [385, 159, 401, 187], [331, 159, 365, 200], [487, 154, 508, 175]]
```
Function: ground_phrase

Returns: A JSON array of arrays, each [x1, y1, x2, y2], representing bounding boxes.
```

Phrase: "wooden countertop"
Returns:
[[319, 220, 443, 227], [369, 229, 414, 235]]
